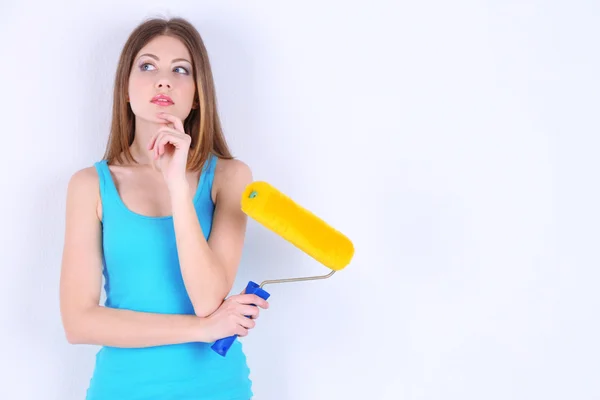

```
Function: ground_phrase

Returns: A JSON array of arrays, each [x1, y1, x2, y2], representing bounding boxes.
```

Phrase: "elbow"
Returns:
[[189, 278, 232, 317], [193, 304, 220, 318], [194, 310, 212, 318], [192, 298, 224, 318], [63, 323, 85, 345], [61, 308, 94, 345], [65, 331, 83, 345]]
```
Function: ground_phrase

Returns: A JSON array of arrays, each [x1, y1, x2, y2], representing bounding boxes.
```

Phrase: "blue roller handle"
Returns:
[[211, 281, 271, 357]]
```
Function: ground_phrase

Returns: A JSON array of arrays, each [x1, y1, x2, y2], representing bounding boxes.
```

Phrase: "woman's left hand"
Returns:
[[148, 112, 191, 193]]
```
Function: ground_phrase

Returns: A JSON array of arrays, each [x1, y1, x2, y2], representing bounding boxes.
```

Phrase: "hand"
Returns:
[[147, 113, 191, 192], [202, 292, 270, 343]]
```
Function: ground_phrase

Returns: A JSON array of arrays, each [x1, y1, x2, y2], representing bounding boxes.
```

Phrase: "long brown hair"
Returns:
[[103, 17, 233, 171]]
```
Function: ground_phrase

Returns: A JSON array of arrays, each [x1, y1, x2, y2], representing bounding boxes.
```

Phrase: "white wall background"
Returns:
[[1, 0, 598, 399]]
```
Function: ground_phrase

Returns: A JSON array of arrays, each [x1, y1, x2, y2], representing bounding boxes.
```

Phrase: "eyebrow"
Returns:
[[137, 53, 191, 64]]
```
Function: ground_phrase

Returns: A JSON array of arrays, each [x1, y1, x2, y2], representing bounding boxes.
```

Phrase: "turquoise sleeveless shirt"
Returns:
[[86, 154, 253, 400]]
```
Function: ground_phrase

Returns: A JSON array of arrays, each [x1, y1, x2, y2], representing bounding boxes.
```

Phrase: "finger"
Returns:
[[236, 315, 256, 330], [153, 132, 166, 159], [155, 127, 185, 141], [155, 129, 189, 147], [147, 132, 159, 151], [151, 131, 166, 158], [155, 132, 173, 158], [236, 326, 249, 337], [157, 133, 169, 157], [157, 113, 185, 133], [235, 294, 269, 309], [148, 128, 174, 152], [155, 132, 184, 156], [158, 135, 173, 157], [239, 305, 259, 319]]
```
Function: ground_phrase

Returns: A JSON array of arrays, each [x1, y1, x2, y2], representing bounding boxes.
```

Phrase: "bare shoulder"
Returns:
[[212, 157, 253, 202], [69, 166, 99, 187], [69, 167, 98, 193], [66, 166, 101, 219]]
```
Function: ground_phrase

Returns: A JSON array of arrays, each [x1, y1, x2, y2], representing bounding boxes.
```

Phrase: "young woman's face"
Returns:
[[128, 35, 196, 123]]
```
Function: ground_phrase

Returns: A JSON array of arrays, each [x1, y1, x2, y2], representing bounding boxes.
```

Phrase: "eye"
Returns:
[[174, 66, 189, 75], [140, 63, 155, 71]]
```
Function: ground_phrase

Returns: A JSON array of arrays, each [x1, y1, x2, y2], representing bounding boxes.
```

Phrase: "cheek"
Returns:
[[127, 76, 154, 116], [128, 74, 150, 100], [178, 77, 197, 104]]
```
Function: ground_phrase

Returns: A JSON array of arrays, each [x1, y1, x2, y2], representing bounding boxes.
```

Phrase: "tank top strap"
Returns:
[[194, 153, 218, 205], [205, 153, 218, 187], [93, 159, 121, 213]]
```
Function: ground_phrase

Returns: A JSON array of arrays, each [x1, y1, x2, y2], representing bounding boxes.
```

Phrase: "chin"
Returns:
[[131, 103, 191, 122]]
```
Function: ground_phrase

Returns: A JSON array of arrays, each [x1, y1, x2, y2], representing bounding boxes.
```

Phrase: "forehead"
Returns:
[[135, 35, 191, 61]]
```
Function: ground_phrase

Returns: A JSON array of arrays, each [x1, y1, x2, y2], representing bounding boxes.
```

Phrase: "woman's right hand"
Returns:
[[201, 293, 269, 343]]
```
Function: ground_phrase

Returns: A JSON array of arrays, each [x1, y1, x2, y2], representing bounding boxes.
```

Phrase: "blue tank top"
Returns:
[[86, 154, 253, 400]]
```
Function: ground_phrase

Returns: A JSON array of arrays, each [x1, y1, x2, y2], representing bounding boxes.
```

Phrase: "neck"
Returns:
[[130, 117, 165, 165]]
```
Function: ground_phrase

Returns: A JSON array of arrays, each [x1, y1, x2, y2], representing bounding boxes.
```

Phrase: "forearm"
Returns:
[[65, 305, 207, 348], [171, 186, 230, 317]]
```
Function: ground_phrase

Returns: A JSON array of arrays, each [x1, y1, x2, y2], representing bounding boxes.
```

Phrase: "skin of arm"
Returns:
[[170, 159, 253, 317], [59, 167, 212, 347]]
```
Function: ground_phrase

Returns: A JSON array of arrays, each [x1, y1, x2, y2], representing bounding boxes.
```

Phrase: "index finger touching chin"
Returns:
[[158, 113, 185, 133]]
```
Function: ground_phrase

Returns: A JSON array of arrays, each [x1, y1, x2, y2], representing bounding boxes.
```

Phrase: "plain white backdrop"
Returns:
[[1, 0, 599, 399]]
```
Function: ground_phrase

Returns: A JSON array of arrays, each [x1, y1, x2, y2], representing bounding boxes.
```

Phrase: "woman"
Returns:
[[59, 16, 268, 399]]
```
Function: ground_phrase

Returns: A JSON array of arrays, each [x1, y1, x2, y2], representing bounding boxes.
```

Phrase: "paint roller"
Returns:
[[211, 181, 354, 356]]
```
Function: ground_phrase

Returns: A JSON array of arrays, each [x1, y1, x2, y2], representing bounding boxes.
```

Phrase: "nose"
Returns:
[[155, 78, 172, 90]]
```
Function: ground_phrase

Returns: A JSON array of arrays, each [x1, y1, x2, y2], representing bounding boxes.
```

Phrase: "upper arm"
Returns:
[[208, 159, 253, 289], [59, 167, 104, 340]]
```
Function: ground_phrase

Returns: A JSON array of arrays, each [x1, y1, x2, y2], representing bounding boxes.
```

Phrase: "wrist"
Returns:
[[191, 315, 212, 343], [169, 180, 191, 201]]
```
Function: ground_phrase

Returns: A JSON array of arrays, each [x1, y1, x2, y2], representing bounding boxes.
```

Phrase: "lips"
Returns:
[[150, 94, 174, 106]]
